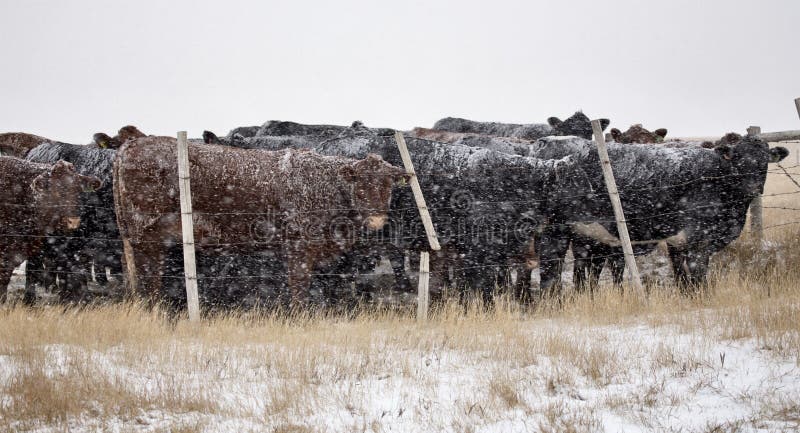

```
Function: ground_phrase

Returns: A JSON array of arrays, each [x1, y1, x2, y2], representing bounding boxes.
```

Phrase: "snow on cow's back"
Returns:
[[598, 142, 724, 192], [525, 135, 726, 190]]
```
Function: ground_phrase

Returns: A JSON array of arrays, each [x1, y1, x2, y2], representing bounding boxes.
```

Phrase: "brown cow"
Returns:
[[0, 158, 102, 302], [92, 125, 146, 149], [609, 124, 668, 144], [113, 137, 408, 305], [0, 132, 53, 158]]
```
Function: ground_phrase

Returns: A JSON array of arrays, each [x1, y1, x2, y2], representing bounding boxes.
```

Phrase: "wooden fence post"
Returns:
[[177, 131, 200, 322], [795, 97, 800, 121], [395, 131, 440, 321], [591, 120, 645, 297], [417, 252, 430, 322], [747, 126, 763, 242], [796, 97, 800, 165]]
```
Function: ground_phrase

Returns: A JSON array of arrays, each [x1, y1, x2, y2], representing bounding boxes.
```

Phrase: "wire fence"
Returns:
[[5, 139, 800, 295]]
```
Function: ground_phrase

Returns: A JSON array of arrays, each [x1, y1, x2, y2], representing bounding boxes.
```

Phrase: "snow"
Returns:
[[3, 314, 799, 432]]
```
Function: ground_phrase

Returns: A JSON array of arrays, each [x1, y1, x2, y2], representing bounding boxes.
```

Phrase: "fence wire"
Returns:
[[5, 137, 800, 293]]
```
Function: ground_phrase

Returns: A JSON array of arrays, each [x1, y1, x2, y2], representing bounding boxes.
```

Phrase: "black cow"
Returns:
[[24, 141, 121, 303], [528, 135, 788, 293], [432, 112, 610, 141]]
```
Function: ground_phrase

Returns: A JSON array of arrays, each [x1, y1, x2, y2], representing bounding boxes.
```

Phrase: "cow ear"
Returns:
[[30, 172, 50, 194], [79, 175, 103, 192], [547, 117, 563, 128], [654, 128, 668, 138], [715, 145, 733, 160], [701, 141, 715, 149], [93, 133, 110, 148], [610, 128, 622, 142], [203, 130, 220, 144], [390, 166, 410, 185], [770, 146, 789, 163], [599, 119, 610, 131]]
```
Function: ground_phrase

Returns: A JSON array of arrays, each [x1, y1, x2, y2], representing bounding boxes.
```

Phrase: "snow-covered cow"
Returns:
[[0, 158, 101, 302], [113, 137, 408, 305]]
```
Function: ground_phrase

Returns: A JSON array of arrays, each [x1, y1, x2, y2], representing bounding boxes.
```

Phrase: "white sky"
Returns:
[[1, 0, 799, 143]]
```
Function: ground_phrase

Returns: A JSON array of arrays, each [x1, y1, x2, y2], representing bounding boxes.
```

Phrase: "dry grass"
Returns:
[[1, 153, 800, 432], [2, 266, 798, 431]]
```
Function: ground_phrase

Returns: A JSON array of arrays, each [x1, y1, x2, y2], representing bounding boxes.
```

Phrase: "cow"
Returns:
[[528, 134, 789, 294], [609, 124, 669, 144], [92, 125, 146, 149], [23, 141, 120, 303], [432, 112, 610, 140], [0, 132, 52, 158], [113, 137, 409, 306], [0, 158, 102, 303]]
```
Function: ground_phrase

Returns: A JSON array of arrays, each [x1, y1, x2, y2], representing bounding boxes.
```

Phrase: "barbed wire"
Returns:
[[7, 137, 800, 291], [12, 217, 800, 283]]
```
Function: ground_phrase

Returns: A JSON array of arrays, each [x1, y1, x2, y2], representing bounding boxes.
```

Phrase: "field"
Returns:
[[1, 142, 800, 433]]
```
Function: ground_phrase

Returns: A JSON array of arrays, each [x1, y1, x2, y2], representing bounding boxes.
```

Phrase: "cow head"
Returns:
[[117, 125, 146, 142], [610, 124, 668, 144], [340, 154, 409, 230], [31, 160, 102, 233], [715, 132, 743, 147], [715, 134, 789, 197], [93, 126, 145, 149], [547, 112, 609, 139]]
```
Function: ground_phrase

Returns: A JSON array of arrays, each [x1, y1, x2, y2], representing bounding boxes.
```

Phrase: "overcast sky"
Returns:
[[1, 0, 798, 142]]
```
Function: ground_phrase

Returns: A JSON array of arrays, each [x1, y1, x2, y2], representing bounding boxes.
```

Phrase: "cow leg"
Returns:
[[607, 253, 626, 288], [571, 234, 595, 294], [460, 252, 496, 307], [685, 249, 711, 294], [123, 238, 166, 304], [512, 236, 537, 305], [572, 267, 588, 293], [23, 253, 46, 305], [514, 264, 533, 305], [537, 226, 570, 299], [390, 248, 412, 292], [0, 262, 13, 305], [59, 256, 90, 304], [94, 259, 108, 285], [0, 268, 13, 305], [0, 252, 24, 304], [286, 246, 314, 309], [667, 246, 692, 294]]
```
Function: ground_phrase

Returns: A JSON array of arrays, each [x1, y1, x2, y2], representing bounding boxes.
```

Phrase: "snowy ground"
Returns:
[[5, 247, 798, 432], [1, 304, 798, 433]]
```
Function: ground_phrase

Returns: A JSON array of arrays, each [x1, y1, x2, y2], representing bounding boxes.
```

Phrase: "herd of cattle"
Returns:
[[0, 112, 790, 308]]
